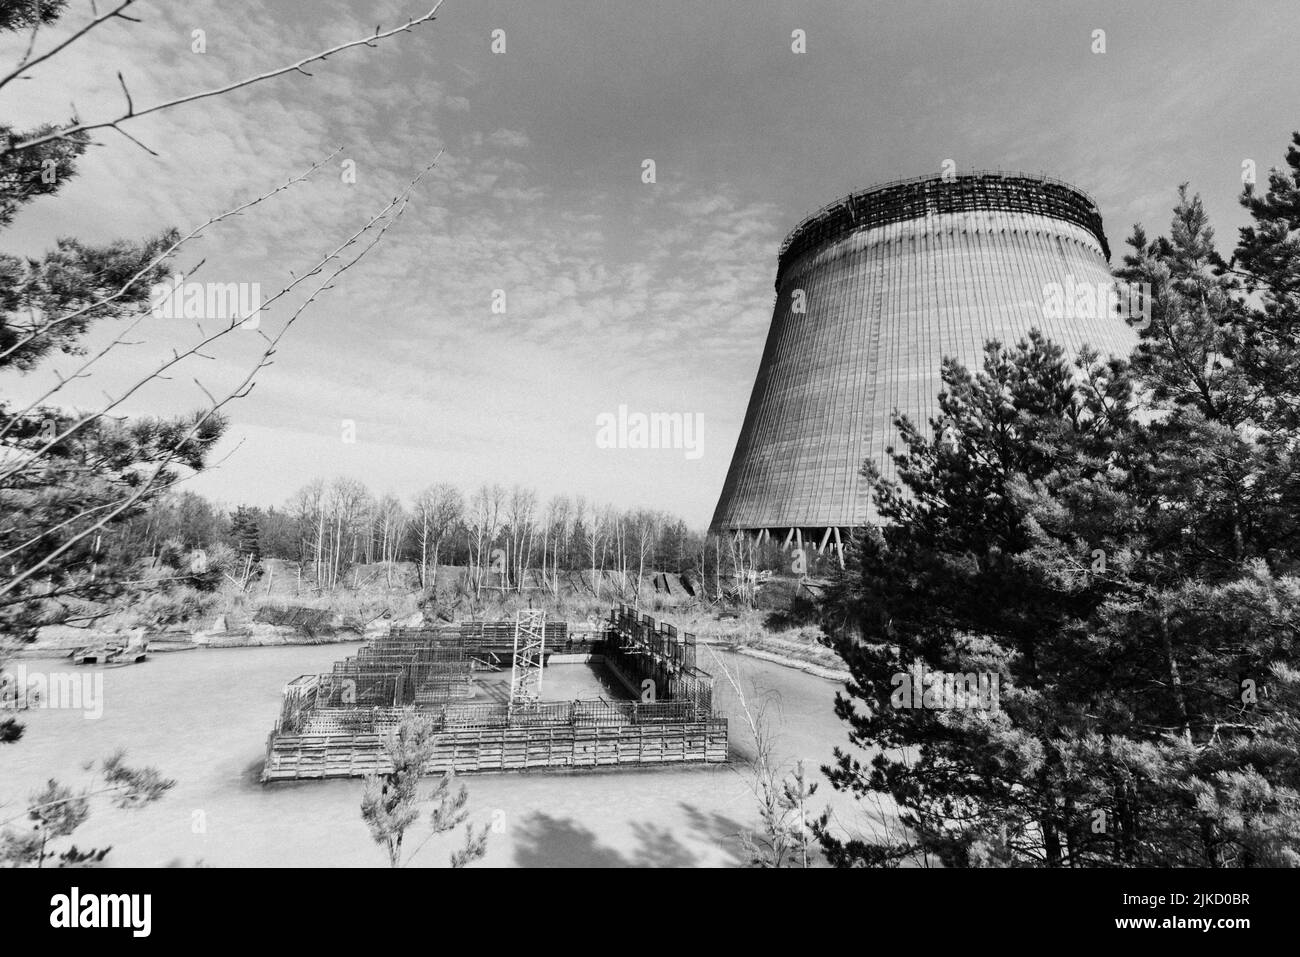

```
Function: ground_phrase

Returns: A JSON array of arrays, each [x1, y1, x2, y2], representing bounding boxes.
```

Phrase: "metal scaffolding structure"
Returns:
[[263, 608, 731, 780], [605, 604, 715, 714], [508, 608, 547, 713], [776, 170, 1111, 287]]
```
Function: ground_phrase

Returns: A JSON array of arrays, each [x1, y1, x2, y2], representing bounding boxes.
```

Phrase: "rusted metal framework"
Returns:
[[776, 171, 1110, 286], [262, 611, 729, 780], [317, 631, 472, 707], [604, 604, 714, 714], [390, 621, 570, 651]]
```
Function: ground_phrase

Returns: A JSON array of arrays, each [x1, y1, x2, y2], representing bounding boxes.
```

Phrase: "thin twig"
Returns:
[[0, 148, 341, 366], [0, 0, 141, 94], [0, 147, 440, 487], [0, 160, 434, 602], [2, 2, 447, 156]]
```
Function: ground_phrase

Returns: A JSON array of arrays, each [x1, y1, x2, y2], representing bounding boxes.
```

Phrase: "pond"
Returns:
[[1, 644, 882, 867]]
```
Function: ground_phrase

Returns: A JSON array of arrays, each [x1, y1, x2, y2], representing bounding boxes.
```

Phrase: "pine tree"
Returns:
[[817, 131, 1300, 868], [359, 713, 488, 868], [0, 751, 175, 866], [0, 3, 226, 645], [230, 506, 263, 567]]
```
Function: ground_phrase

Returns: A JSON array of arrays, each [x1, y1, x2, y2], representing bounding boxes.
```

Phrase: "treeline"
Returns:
[[116, 480, 721, 595]]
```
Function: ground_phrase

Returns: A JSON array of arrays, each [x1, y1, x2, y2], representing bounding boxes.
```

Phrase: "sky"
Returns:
[[2, 0, 1298, 527]]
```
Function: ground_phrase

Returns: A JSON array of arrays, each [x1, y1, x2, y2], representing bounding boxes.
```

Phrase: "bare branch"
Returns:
[[0, 148, 341, 366], [116, 70, 134, 114], [112, 123, 157, 156], [0, 261, 202, 445], [0, 148, 441, 486], [2, 2, 448, 156], [0, 158, 435, 600], [0, 0, 141, 94]]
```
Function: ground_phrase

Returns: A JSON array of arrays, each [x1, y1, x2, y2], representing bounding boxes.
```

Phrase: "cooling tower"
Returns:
[[710, 172, 1138, 556]]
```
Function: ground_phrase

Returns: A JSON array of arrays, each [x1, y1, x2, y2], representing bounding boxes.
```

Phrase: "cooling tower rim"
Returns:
[[776, 170, 1109, 287]]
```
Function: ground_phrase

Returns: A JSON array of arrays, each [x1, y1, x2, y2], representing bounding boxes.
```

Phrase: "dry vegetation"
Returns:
[[26, 554, 845, 678]]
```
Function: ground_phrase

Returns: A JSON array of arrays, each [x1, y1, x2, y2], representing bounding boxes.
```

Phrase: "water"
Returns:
[[0, 645, 871, 867]]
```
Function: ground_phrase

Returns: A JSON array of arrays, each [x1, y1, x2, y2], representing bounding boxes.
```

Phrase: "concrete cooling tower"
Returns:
[[710, 172, 1138, 559]]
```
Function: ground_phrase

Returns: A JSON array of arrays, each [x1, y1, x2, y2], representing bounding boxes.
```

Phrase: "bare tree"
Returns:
[[728, 532, 760, 608], [704, 648, 822, 868], [584, 504, 604, 599], [288, 480, 326, 587], [374, 495, 408, 587], [411, 483, 462, 589], [466, 484, 504, 599], [571, 496, 588, 591], [608, 507, 629, 599], [541, 495, 570, 598], [631, 510, 659, 610], [322, 479, 369, 590], [504, 486, 536, 593]]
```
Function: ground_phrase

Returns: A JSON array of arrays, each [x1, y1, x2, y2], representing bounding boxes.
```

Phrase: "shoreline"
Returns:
[[15, 626, 850, 683], [12, 629, 365, 659], [724, 643, 850, 683]]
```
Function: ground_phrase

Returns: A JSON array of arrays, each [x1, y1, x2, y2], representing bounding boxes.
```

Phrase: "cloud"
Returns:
[[9, 0, 1295, 527], [486, 128, 531, 150], [0, 0, 787, 525]]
